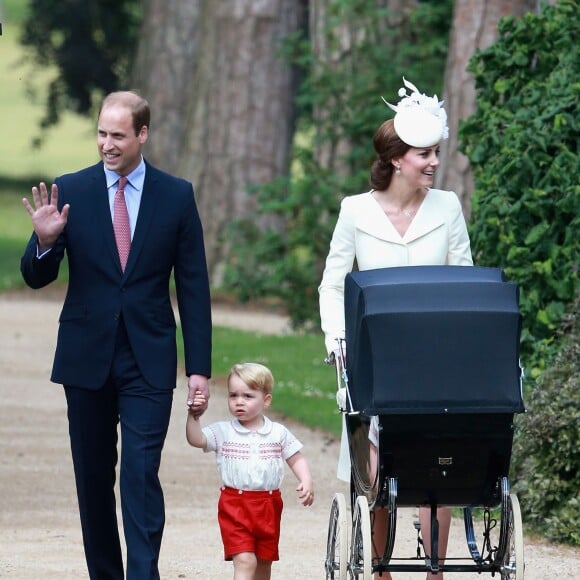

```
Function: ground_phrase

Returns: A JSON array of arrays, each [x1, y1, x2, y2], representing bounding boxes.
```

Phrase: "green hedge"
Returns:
[[512, 298, 579, 545], [461, 0, 579, 545], [461, 0, 579, 379]]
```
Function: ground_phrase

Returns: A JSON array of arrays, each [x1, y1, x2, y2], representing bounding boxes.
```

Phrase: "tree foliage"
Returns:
[[460, 0, 579, 379], [511, 296, 579, 545], [223, 0, 453, 328], [20, 0, 141, 143]]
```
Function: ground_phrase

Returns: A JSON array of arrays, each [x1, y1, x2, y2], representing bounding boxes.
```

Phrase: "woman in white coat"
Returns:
[[319, 78, 473, 580]]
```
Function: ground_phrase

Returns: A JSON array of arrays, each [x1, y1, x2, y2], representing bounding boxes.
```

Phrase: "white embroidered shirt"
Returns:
[[202, 416, 303, 491]]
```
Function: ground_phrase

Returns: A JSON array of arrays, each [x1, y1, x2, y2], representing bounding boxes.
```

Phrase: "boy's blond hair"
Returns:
[[228, 363, 274, 395]]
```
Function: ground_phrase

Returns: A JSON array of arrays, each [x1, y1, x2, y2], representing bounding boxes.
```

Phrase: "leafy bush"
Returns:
[[512, 297, 579, 545], [460, 0, 579, 379]]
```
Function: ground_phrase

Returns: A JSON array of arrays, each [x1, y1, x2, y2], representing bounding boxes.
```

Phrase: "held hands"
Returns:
[[187, 374, 209, 418], [185, 390, 208, 448], [22, 182, 69, 252], [187, 388, 207, 420]]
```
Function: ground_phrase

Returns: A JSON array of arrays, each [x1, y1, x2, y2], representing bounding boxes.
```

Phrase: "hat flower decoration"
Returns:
[[382, 77, 449, 148]]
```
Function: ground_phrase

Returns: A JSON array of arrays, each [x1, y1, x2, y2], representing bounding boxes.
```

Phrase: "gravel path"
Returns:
[[0, 291, 577, 578]]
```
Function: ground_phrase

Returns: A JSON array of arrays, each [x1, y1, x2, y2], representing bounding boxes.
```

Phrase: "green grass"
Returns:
[[0, 178, 33, 236], [0, 236, 27, 290], [0, 178, 34, 290], [205, 327, 339, 435]]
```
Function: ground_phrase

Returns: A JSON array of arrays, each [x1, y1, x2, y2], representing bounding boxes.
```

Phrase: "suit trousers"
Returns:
[[64, 319, 173, 580]]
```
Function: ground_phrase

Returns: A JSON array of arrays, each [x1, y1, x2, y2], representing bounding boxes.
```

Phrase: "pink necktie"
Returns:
[[113, 176, 131, 271]]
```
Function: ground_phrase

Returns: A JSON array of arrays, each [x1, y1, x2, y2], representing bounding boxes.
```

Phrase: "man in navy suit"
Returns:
[[21, 91, 212, 579]]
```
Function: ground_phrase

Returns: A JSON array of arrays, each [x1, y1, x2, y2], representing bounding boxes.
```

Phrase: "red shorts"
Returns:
[[218, 487, 283, 561]]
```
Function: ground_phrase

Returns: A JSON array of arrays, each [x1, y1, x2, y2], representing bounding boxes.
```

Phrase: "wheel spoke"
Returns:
[[500, 493, 525, 579], [349, 496, 372, 579], [326, 493, 348, 580]]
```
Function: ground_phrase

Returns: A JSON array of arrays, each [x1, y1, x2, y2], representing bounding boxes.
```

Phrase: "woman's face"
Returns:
[[397, 145, 440, 190]]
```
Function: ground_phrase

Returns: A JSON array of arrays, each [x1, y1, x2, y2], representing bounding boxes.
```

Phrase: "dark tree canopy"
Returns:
[[21, 0, 141, 137]]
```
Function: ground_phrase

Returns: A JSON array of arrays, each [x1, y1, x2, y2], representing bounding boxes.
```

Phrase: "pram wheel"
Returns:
[[464, 478, 525, 578], [325, 492, 348, 580], [499, 493, 524, 579], [349, 495, 372, 579]]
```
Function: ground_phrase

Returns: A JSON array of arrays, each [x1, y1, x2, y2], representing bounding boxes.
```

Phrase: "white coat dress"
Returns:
[[318, 188, 473, 480]]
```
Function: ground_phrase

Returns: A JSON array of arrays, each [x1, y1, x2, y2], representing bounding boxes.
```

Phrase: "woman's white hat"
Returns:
[[382, 78, 449, 148]]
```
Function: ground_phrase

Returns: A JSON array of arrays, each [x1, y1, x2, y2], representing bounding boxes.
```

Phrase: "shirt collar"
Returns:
[[232, 416, 273, 435], [104, 157, 146, 191]]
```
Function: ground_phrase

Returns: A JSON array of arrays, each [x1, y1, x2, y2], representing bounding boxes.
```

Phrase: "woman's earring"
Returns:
[[395, 165, 401, 175]]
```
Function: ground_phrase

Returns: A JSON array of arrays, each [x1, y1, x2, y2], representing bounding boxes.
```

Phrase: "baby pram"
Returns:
[[324, 265, 525, 579]]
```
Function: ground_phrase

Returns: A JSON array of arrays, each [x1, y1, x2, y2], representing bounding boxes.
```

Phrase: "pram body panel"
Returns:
[[344, 265, 524, 416]]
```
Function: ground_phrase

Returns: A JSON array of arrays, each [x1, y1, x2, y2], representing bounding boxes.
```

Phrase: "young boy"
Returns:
[[186, 362, 314, 579]]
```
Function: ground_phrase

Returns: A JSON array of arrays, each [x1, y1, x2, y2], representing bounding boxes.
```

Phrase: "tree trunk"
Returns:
[[131, 0, 203, 174], [132, 0, 306, 282], [177, 0, 307, 282], [435, 0, 540, 216]]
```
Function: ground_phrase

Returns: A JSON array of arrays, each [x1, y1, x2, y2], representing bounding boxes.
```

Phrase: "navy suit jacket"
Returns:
[[21, 160, 212, 390]]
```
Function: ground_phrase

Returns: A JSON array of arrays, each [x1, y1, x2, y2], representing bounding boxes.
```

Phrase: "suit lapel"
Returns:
[[123, 164, 159, 278]]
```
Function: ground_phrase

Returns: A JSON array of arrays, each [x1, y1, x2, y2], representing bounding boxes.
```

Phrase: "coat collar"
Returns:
[[355, 190, 445, 244]]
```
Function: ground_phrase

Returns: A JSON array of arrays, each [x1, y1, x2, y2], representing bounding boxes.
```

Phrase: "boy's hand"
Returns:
[[187, 375, 209, 416], [296, 481, 314, 507], [187, 391, 207, 418]]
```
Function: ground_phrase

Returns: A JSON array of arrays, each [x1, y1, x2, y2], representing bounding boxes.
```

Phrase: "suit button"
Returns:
[[114, 314, 119, 321]]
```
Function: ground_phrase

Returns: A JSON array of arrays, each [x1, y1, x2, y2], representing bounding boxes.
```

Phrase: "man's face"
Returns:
[[97, 104, 148, 175]]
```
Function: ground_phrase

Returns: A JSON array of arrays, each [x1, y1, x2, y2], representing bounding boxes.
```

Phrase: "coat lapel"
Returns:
[[354, 190, 446, 244], [123, 164, 158, 278], [354, 193, 404, 244], [403, 190, 445, 243]]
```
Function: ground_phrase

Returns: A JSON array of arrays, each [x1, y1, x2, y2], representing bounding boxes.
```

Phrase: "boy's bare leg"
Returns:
[[255, 558, 272, 580], [232, 551, 257, 580]]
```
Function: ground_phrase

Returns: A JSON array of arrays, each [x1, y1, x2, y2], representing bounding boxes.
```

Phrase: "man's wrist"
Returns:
[[37, 238, 56, 253]]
